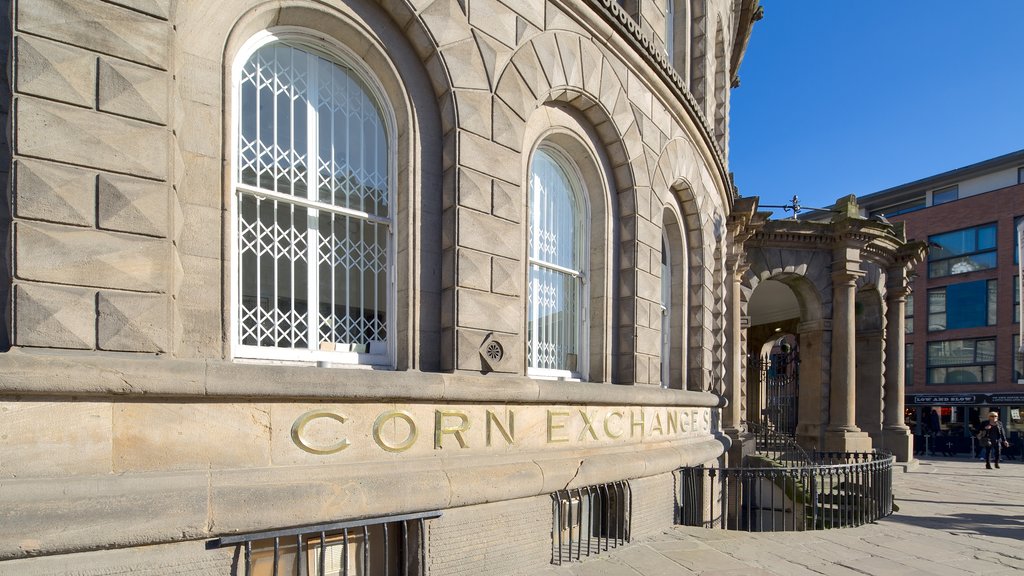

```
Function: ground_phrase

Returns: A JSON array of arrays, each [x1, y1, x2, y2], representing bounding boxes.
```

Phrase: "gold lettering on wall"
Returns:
[[630, 410, 645, 437], [547, 410, 570, 443], [578, 410, 599, 442], [486, 410, 515, 447], [604, 411, 624, 438], [434, 410, 470, 449], [650, 412, 664, 436], [372, 410, 418, 453], [666, 410, 679, 435], [291, 410, 351, 455]]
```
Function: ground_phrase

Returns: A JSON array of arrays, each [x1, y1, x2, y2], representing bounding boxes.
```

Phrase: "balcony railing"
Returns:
[[679, 451, 894, 532]]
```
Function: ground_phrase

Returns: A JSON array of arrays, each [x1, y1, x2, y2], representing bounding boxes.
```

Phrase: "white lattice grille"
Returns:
[[236, 40, 391, 359], [527, 148, 584, 373]]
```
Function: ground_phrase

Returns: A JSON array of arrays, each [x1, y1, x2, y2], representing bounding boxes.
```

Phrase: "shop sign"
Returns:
[[906, 394, 979, 405], [988, 393, 1024, 404]]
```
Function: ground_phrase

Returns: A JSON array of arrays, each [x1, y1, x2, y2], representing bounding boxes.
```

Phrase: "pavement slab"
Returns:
[[541, 457, 1022, 575]]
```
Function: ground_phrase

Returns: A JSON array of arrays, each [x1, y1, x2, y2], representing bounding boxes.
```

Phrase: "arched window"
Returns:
[[527, 146, 588, 378], [661, 234, 671, 387], [232, 35, 394, 366]]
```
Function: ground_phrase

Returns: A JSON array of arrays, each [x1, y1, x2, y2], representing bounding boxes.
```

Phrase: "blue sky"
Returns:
[[729, 1, 1024, 218]]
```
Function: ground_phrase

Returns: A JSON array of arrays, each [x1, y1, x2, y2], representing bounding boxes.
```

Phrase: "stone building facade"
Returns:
[[0, 0, 763, 574]]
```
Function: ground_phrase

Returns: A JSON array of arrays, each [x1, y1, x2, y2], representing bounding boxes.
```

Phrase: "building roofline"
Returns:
[[857, 148, 1024, 209]]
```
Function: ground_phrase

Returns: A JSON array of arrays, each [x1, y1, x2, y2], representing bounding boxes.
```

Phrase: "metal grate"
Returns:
[[551, 481, 631, 565], [208, 511, 440, 576]]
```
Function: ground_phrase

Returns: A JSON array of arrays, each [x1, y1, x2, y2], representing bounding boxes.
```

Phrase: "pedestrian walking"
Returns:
[[977, 411, 1009, 469]]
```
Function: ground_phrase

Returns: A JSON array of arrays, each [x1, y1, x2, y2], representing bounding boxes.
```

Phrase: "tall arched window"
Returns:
[[661, 234, 671, 387], [232, 35, 394, 366], [528, 146, 588, 378]]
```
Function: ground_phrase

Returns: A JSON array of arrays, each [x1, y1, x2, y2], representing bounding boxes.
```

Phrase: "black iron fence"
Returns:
[[551, 481, 631, 565], [749, 351, 799, 438], [678, 451, 894, 532], [747, 420, 813, 466], [207, 511, 440, 576]]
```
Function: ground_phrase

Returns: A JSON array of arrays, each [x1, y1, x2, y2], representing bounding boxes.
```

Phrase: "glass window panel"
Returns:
[[927, 289, 946, 331], [943, 280, 988, 330], [977, 223, 996, 250], [975, 339, 995, 363], [932, 185, 958, 205], [236, 41, 391, 361], [1014, 334, 1022, 381], [905, 343, 914, 385], [905, 293, 914, 334], [987, 280, 998, 326], [527, 147, 586, 374], [1015, 276, 1020, 323]]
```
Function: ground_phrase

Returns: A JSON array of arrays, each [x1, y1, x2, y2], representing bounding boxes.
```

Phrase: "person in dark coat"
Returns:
[[979, 411, 1009, 469]]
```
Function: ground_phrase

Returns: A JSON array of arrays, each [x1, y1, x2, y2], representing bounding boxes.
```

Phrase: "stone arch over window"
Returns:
[[713, 17, 727, 149], [221, 2, 446, 370], [652, 138, 718, 392], [689, 0, 708, 112], [521, 103, 616, 382], [494, 30, 663, 383]]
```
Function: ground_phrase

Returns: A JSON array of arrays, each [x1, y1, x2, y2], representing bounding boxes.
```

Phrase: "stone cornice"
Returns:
[[0, 348, 726, 408], [578, 0, 734, 205]]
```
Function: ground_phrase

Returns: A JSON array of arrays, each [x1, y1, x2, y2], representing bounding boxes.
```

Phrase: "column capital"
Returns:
[[831, 268, 865, 285]]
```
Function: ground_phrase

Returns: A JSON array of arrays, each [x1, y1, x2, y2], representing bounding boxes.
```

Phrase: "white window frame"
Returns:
[[229, 29, 397, 367], [526, 144, 591, 381]]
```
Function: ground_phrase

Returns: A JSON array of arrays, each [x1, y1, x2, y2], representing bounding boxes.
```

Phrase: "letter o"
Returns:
[[373, 410, 418, 453], [291, 410, 351, 455]]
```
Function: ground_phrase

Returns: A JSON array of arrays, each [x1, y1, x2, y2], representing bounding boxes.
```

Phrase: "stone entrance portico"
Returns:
[[727, 195, 926, 461]]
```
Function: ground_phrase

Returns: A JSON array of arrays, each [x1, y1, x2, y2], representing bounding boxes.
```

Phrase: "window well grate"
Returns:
[[207, 510, 440, 576], [551, 481, 631, 565]]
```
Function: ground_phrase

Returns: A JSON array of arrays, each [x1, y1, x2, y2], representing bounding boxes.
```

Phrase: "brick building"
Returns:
[[855, 150, 1024, 448]]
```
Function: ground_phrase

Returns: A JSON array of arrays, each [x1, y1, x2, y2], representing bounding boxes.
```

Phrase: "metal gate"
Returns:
[[749, 347, 799, 438]]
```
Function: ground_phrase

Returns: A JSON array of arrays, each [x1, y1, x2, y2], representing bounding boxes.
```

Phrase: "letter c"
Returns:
[[292, 410, 351, 455]]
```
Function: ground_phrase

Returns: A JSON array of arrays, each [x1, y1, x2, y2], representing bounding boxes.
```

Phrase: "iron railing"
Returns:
[[679, 451, 894, 532], [551, 481, 631, 565], [207, 510, 441, 576], [747, 420, 814, 466]]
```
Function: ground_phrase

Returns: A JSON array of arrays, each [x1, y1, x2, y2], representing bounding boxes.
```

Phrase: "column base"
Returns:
[[823, 429, 873, 453], [724, 429, 756, 467], [880, 427, 913, 462]]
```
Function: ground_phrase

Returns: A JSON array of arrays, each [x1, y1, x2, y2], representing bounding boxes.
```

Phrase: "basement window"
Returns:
[[551, 481, 631, 565]]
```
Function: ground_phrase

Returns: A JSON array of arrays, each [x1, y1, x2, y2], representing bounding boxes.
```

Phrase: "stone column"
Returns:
[[724, 256, 754, 465], [795, 319, 827, 451], [881, 268, 913, 461], [825, 247, 872, 452]]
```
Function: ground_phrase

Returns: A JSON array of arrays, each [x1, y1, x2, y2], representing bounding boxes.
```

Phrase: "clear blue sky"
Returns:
[[729, 1, 1024, 218]]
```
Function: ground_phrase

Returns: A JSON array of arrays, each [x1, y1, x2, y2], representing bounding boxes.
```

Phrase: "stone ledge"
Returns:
[[0, 349, 727, 408], [0, 438, 727, 560]]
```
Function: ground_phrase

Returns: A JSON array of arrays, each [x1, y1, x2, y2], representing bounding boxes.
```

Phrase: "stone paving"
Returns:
[[539, 456, 1024, 575]]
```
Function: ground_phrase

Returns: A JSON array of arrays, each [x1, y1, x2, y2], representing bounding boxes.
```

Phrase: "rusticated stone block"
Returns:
[[97, 173, 170, 237], [457, 248, 491, 291], [492, 179, 521, 223], [16, 97, 169, 181], [98, 58, 168, 124], [458, 208, 520, 260], [112, 403, 271, 472], [18, 0, 170, 69], [456, 327, 521, 373], [0, 401, 112, 478], [14, 35, 95, 107], [13, 158, 94, 227], [97, 291, 169, 352], [457, 288, 519, 333], [15, 221, 169, 292], [12, 283, 95, 349]]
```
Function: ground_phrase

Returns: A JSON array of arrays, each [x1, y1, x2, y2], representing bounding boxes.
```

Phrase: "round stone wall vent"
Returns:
[[485, 341, 504, 362]]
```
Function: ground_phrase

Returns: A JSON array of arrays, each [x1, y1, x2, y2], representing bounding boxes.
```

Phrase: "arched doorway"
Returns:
[[746, 280, 801, 436]]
